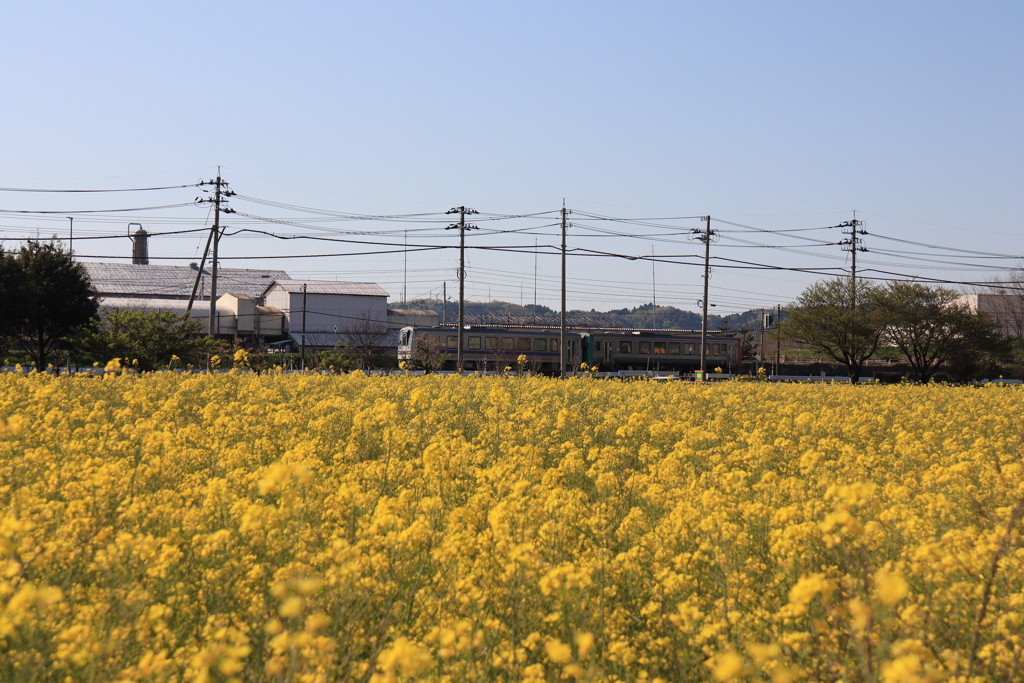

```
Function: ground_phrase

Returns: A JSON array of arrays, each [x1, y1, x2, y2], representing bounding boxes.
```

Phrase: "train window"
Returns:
[[517, 337, 531, 352], [447, 336, 458, 349], [639, 341, 652, 354], [653, 342, 666, 354], [534, 338, 547, 351], [686, 343, 696, 355], [713, 344, 721, 355], [468, 336, 481, 349], [501, 337, 514, 350], [484, 337, 497, 350], [550, 339, 559, 352], [619, 341, 632, 353], [668, 342, 680, 354]]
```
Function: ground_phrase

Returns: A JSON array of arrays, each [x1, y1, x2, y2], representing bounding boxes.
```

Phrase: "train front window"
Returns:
[[517, 337, 531, 352], [668, 342, 680, 354], [619, 341, 632, 353], [653, 342, 666, 354], [399, 330, 410, 346], [447, 336, 458, 349]]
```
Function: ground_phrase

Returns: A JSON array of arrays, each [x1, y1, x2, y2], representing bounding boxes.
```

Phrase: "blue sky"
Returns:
[[1, 1, 1021, 314]]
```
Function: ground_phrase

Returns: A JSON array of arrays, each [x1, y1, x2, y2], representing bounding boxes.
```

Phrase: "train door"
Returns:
[[603, 340, 612, 365]]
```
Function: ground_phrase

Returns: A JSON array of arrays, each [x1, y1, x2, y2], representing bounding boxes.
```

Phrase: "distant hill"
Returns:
[[401, 299, 773, 332]]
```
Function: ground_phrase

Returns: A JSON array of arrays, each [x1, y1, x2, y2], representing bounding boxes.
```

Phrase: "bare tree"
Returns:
[[410, 334, 447, 373], [342, 313, 392, 371]]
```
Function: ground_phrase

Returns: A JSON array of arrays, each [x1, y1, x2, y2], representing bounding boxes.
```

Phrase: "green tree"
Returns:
[[0, 247, 18, 358], [80, 308, 214, 371], [877, 281, 1011, 383], [4, 240, 99, 371], [778, 278, 885, 383]]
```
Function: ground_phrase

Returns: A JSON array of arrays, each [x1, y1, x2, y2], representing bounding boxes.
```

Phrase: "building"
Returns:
[[85, 262, 290, 338], [960, 293, 1024, 338], [83, 262, 436, 353]]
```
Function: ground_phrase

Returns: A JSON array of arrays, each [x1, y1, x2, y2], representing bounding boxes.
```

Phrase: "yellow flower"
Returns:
[[545, 638, 573, 664], [874, 567, 909, 607]]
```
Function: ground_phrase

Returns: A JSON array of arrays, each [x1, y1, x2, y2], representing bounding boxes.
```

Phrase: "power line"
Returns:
[[0, 184, 196, 193]]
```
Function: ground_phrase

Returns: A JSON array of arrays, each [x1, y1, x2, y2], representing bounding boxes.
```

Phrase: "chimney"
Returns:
[[131, 226, 149, 265]]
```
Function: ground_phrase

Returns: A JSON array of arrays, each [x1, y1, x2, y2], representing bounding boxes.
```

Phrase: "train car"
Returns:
[[582, 329, 742, 373], [400, 325, 741, 374], [398, 326, 584, 372]]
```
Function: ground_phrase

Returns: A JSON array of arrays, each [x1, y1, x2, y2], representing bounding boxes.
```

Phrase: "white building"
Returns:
[[262, 280, 390, 349], [960, 293, 1024, 338]]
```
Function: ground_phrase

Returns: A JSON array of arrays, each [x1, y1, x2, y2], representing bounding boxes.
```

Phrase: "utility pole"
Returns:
[[693, 216, 716, 381], [446, 206, 478, 372], [775, 303, 782, 376], [67, 217, 73, 255], [443, 281, 447, 324], [560, 203, 569, 377], [759, 309, 766, 372], [300, 283, 308, 370], [193, 170, 235, 333], [839, 214, 867, 305]]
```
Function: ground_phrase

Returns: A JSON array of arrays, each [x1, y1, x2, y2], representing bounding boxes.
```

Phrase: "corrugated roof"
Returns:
[[387, 309, 438, 316], [85, 262, 291, 300], [266, 280, 389, 297]]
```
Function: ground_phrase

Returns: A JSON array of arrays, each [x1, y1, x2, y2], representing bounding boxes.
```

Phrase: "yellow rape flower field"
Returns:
[[2, 372, 1023, 683]]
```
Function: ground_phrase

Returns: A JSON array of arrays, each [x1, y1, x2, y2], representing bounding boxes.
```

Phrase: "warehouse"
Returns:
[[84, 263, 437, 351], [85, 262, 291, 338]]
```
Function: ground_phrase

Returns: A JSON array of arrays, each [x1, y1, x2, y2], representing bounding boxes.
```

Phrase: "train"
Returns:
[[397, 325, 742, 374]]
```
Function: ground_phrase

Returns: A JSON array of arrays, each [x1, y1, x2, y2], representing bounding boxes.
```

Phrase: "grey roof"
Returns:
[[266, 279, 389, 297], [387, 308, 438, 316], [85, 262, 291, 300]]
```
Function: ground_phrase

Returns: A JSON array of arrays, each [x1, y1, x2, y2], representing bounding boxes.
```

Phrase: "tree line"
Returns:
[[778, 278, 1010, 383]]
